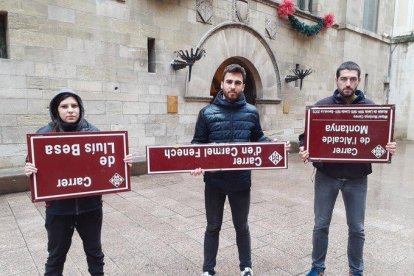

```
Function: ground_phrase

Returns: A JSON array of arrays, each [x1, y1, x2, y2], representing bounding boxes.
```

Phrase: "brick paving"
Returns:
[[1, 142, 413, 275]]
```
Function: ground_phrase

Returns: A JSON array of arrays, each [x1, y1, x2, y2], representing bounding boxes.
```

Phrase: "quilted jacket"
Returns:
[[192, 91, 269, 191]]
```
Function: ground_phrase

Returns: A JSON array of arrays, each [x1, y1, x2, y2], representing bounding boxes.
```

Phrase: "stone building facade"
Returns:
[[0, 0, 405, 169], [389, 0, 414, 140]]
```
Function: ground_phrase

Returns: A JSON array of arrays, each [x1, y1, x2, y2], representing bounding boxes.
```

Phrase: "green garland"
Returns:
[[288, 15, 324, 36]]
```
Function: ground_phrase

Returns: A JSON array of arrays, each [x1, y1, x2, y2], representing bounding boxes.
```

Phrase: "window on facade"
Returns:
[[363, 0, 379, 33], [147, 38, 156, 73], [297, 0, 313, 13], [0, 12, 7, 59], [393, 0, 414, 36], [295, 64, 300, 88], [364, 73, 369, 93]]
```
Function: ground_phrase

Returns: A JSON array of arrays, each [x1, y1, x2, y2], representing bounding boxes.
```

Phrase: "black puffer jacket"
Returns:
[[192, 91, 269, 191], [35, 89, 102, 215], [300, 89, 374, 180]]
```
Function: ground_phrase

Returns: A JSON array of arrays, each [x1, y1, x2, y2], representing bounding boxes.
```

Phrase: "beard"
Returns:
[[339, 88, 356, 98]]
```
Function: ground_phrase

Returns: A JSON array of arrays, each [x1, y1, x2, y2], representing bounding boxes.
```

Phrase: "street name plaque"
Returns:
[[27, 131, 130, 202], [304, 105, 395, 163], [147, 142, 288, 174]]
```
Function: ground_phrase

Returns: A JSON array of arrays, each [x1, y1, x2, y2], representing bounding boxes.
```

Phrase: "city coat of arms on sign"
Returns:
[[234, 0, 249, 24]]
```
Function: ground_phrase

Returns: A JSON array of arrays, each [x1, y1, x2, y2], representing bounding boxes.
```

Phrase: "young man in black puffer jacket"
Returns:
[[191, 64, 288, 276]]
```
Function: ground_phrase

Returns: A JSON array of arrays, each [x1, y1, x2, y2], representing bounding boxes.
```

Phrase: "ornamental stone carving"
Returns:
[[196, 0, 213, 24], [265, 18, 278, 39], [233, 0, 249, 24]]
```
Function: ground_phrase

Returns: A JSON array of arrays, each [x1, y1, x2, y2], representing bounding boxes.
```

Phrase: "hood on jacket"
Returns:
[[49, 88, 85, 131]]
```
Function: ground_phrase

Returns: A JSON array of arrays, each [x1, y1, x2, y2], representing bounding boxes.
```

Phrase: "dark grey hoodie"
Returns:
[[35, 88, 102, 215]]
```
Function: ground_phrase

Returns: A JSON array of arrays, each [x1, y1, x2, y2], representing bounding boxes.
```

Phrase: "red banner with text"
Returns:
[[304, 105, 395, 163], [147, 142, 288, 173], [27, 131, 130, 202]]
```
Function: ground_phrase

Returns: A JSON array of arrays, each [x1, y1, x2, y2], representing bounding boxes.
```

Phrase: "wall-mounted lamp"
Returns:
[[171, 47, 206, 82], [285, 68, 312, 90]]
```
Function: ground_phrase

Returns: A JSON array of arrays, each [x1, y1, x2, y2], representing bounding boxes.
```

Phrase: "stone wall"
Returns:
[[0, 0, 397, 169], [389, 41, 414, 139]]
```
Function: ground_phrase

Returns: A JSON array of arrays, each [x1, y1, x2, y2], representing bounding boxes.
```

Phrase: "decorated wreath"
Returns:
[[278, 0, 335, 36]]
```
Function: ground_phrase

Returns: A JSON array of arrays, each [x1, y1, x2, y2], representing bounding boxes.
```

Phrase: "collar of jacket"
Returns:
[[213, 90, 247, 108], [333, 89, 366, 104]]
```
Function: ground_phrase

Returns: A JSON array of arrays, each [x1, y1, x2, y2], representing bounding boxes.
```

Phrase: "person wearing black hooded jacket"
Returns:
[[299, 62, 396, 276], [24, 88, 132, 276]]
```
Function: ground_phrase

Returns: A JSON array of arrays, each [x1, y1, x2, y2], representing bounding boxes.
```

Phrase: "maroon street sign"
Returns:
[[27, 131, 130, 202], [304, 105, 395, 163], [147, 142, 288, 174]]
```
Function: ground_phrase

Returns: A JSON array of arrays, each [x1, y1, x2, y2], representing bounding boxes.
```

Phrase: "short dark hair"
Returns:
[[222, 64, 246, 83], [336, 61, 361, 78]]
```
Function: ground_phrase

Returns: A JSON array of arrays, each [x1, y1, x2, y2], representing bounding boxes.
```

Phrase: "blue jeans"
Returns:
[[44, 209, 104, 276], [203, 184, 251, 274], [311, 170, 367, 274]]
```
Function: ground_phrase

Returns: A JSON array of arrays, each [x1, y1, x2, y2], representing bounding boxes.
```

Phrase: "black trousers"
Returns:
[[203, 184, 251, 274], [44, 209, 104, 276]]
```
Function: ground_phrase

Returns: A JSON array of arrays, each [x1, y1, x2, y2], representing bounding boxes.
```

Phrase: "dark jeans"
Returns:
[[311, 170, 367, 274], [44, 208, 104, 276], [203, 184, 251, 274]]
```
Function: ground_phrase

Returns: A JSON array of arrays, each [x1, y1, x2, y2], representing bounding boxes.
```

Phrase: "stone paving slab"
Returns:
[[0, 142, 413, 275]]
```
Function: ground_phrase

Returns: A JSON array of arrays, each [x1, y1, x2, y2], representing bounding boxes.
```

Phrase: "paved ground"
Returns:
[[1, 141, 413, 276]]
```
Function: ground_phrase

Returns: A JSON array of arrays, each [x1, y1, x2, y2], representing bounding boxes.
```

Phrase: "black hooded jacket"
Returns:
[[35, 89, 102, 215], [299, 89, 374, 179]]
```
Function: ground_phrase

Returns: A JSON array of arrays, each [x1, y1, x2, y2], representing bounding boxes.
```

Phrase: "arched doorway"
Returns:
[[186, 22, 281, 104], [210, 57, 257, 105]]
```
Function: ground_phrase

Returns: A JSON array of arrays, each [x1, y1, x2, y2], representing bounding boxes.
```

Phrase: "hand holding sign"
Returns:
[[385, 141, 397, 155], [304, 105, 395, 163], [24, 162, 37, 177]]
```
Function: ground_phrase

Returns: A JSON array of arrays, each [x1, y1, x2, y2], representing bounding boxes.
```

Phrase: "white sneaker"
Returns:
[[202, 272, 213, 276], [241, 267, 253, 276]]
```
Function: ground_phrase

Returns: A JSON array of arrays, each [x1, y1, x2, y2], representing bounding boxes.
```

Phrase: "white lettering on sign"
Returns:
[[241, 146, 262, 156], [45, 144, 80, 156], [100, 156, 115, 167], [164, 148, 201, 159], [322, 136, 357, 145], [325, 124, 368, 134], [332, 147, 358, 156], [57, 176, 92, 187], [360, 137, 370, 145], [84, 142, 115, 155], [204, 147, 238, 157], [233, 157, 262, 166]]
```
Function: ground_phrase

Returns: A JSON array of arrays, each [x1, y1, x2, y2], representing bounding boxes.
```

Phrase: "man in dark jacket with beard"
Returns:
[[191, 64, 270, 276], [299, 61, 396, 276]]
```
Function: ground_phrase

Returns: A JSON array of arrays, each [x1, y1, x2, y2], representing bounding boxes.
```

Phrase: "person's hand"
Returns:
[[190, 167, 204, 176], [24, 162, 37, 177], [124, 153, 133, 167], [285, 141, 291, 152], [273, 138, 291, 152], [385, 141, 397, 155], [299, 146, 309, 164]]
